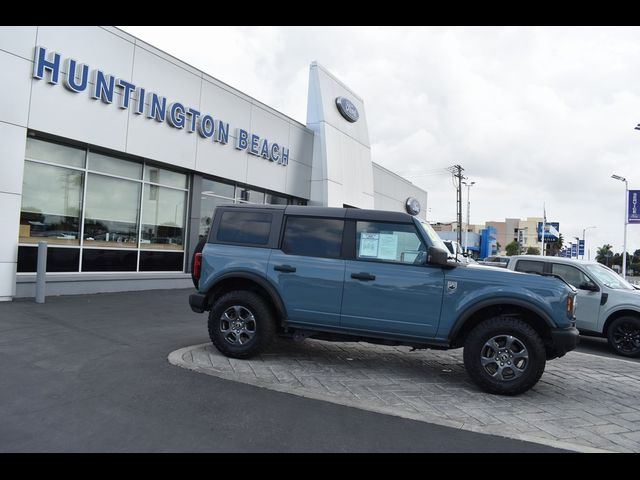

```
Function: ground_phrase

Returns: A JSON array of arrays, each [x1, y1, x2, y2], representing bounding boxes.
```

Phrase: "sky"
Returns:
[[118, 26, 640, 257]]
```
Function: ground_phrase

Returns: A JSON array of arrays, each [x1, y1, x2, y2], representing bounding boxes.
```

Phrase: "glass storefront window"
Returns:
[[81, 249, 137, 272], [17, 138, 307, 275], [145, 165, 187, 189], [20, 161, 83, 245], [141, 185, 186, 250], [88, 152, 142, 180], [26, 137, 86, 168], [265, 193, 288, 205], [17, 246, 80, 273], [83, 173, 140, 248], [199, 195, 234, 238], [202, 178, 235, 198], [237, 187, 264, 204]]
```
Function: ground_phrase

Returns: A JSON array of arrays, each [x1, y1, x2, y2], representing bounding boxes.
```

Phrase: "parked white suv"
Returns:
[[506, 255, 640, 357]]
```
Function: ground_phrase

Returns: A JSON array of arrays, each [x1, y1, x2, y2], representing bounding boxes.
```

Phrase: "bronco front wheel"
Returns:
[[463, 317, 546, 395]]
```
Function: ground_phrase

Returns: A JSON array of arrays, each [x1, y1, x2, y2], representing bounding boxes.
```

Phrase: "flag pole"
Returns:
[[540, 202, 547, 256]]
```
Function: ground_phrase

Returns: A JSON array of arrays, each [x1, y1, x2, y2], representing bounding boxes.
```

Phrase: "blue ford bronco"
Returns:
[[189, 205, 578, 395]]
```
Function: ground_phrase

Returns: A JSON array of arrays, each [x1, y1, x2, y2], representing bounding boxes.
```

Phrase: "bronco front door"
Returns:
[[340, 220, 444, 338]]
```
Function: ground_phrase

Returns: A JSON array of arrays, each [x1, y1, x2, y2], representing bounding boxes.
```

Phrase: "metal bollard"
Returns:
[[35, 241, 47, 303]]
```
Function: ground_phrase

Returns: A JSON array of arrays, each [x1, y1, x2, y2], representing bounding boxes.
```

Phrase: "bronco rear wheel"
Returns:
[[208, 290, 275, 359], [463, 316, 546, 395]]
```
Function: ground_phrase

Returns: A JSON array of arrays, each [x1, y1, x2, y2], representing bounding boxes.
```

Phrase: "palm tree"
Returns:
[[546, 233, 564, 256], [596, 244, 614, 266]]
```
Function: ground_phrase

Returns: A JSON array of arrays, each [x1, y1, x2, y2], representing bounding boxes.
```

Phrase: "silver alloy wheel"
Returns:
[[220, 305, 256, 345], [480, 335, 529, 381]]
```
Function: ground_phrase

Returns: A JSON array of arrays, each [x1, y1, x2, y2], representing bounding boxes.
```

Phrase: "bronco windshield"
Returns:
[[584, 263, 635, 291], [416, 220, 449, 252]]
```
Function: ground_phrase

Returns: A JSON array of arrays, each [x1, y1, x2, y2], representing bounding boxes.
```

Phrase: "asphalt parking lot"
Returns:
[[2, 288, 639, 452]]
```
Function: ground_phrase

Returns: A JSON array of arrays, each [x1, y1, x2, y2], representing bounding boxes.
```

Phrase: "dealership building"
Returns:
[[0, 26, 429, 301]]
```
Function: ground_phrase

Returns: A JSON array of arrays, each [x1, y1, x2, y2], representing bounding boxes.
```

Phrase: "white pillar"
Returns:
[[0, 122, 27, 301]]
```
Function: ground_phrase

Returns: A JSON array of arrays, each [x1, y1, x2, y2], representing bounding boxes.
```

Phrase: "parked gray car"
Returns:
[[507, 255, 640, 357]]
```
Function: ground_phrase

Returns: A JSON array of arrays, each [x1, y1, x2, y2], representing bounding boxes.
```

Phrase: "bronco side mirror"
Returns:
[[428, 246, 451, 267]]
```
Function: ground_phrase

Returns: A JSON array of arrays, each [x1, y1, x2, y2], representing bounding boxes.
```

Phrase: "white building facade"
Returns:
[[0, 26, 428, 300]]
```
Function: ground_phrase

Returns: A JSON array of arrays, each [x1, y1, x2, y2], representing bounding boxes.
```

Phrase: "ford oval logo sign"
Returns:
[[405, 197, 421, 216], [335, 97, 359, 123]]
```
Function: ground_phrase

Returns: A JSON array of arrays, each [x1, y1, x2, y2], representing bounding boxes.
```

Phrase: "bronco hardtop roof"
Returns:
[[217, 204, 415, 223]]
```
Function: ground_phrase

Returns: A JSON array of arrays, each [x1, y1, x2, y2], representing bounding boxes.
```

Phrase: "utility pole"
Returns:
[[462, 180, 475, 254], [447, 165, 465, 246]]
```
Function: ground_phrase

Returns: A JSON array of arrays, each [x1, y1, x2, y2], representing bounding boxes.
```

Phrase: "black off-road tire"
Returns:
[[606, 316, 640, 358], [208, 290, 275, 359], [463, 317, 547, 396]]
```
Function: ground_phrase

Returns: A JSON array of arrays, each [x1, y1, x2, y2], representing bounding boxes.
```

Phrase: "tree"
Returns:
[[505, 240, 520, 256], [526, 246, 540, 255], [596, 244, 613, 266]]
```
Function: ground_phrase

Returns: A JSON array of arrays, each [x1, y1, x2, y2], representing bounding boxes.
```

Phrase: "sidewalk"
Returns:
[[171, 338, 640, 453]]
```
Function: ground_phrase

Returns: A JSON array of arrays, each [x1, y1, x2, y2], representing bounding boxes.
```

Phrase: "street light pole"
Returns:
[[462, 181, 475, 255], [611, 174, 628, 277], [582, 226, 596, 260]]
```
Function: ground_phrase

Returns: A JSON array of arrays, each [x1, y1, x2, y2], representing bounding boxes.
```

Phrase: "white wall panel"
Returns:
[[200, 79, 252, 134], [0, 26, 37, 59], [245, 153, 287, 194], [249, 104, 290, 150], [288, 123, 314, 167], [0, 192, 20, 263], [29, 79, 129, 151], [0, 261, 17, 300], [0, 53, 32, 127], [0, 122, 27, 195], [131, 46, 201, 109], [195, 139, 248, 184], [125, 106, 197, 171], [285, 159, 312, 199]]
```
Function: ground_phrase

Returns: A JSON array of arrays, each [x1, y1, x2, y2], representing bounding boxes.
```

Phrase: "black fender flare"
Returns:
[[208, 272, 288, 320], [448, 297, 555, 342]]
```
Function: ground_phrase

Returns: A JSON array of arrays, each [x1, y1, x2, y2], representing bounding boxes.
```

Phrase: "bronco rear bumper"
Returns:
[[189, 293, 208, 313], [549, 326, 580, 358]]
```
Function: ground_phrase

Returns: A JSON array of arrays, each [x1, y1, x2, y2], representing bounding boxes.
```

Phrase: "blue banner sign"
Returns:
[[32, 46, 289, 166], [571, 243, 577, 258], [537, 222, 560, 242], [629, 190, 640, 224], [578, 239, 584, 256]]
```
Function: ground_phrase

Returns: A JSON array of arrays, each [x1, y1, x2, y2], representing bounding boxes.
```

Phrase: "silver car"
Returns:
[[506, 255, 640, 357]]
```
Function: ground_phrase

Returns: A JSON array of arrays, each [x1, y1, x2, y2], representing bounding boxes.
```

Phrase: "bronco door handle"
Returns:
[[351, 272, 376, 281], [274, 264, 296, 273]]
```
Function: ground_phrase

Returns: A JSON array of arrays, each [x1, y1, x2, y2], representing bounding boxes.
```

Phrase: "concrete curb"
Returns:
[[168, 343, 614, 453]]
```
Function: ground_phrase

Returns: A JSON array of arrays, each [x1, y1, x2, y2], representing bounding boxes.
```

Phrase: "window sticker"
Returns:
[[359, 233, 379, 257], [378, 233, 399, 260]]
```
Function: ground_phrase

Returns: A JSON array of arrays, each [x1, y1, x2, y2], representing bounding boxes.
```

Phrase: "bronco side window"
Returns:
[[355, 221, 425, 265], [281, 216, 344, 259], [217, 211, 272, 245]]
